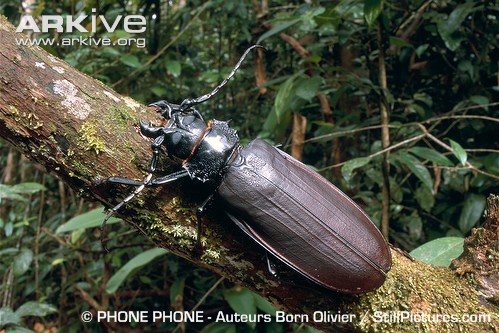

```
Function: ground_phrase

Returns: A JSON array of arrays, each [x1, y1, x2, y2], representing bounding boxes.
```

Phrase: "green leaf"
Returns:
[[482, 153, 499, 175], [101, 47, 121, 56], [259, 74, 299, 139], [70, 228, 85, 244], [15, 302, 57, 318], [449, 139, 467, 166], [120, 54, 141, 68], [364, 0, 382, 28], [0, 307, 21, 327], [257, 19, 301, 43], [469, 95, 489, 111], [391, 152, 434, 193], [0, 247, 18, 257], [389, 36, 413, 48], [51, 258, 65, 266], [106, 248, 168, 293], [437, 2, 479, 51], [458, 194, 486, 233], [439, 2, 477, 36], [415, 44, 429, 57], [166, 60, 181, 78], [413, 93, 433, 107], [295, 76, 321, 100], [223, 288, 257, 329], [409, 147, 453, 167], [0, 186, 26, 201], [410, 237, 464, 267], [415, 185, 435, 212], [341, 157, 371, 182], [169, 277, 186, 306], [253, 293, 276, 316], [407, 103, 426, 117], [11, 182, 45, 193], [458, 60, 474, 80], [5, 221, 13, 237], [0, 182, 44, 201], [274, 75, 297, 122], [150, 85, 168, 97], [13, 249, 33, 277], [56, 207, 121, 233]]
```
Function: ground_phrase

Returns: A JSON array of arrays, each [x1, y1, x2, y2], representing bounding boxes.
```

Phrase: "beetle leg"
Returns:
[[265, 253, 279, 278], [103, 170, 190, 252], [108, 170, 189, 187], [150, 170, 189, 185], [101, 173, 153, 252], [107, 176, 144, 186], [195, 193, 215, 252], [264, 253, 310, 289], [150, 135, 165, 172]]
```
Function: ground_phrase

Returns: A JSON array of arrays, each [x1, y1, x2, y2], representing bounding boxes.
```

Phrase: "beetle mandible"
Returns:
[[103, 45, 392, 294]]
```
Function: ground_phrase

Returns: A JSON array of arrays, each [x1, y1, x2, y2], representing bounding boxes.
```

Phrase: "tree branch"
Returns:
[[0, 18, 497, 332]]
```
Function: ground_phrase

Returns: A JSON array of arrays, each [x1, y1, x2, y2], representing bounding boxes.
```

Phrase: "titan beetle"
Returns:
[[103, 45, 392, 294]]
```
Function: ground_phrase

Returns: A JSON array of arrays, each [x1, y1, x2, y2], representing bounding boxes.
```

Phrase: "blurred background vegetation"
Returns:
[[0, 0, 497, 332]]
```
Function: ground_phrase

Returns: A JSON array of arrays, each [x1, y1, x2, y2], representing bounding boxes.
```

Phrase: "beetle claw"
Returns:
[[139, 119, 163, 138]]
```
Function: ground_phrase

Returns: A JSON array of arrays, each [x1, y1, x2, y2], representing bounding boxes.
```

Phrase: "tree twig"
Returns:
[[376, 17, 391, 239]]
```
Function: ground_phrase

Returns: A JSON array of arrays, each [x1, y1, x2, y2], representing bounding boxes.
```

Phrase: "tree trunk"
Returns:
[[0, 17, 497, 333]]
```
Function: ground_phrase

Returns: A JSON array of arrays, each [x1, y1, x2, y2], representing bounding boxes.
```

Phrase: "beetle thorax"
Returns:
[[163, 114, 208, 160], [181, 119, 240, 183]]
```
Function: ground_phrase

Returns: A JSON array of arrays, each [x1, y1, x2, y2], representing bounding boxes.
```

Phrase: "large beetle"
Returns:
[[104, 45, 391, 294]]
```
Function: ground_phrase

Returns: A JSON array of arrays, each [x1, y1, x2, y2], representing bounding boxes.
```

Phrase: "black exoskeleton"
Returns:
[[104, 45, 392, 294]]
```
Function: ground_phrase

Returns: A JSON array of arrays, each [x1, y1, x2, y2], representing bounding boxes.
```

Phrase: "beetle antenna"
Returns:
[[101, 173, 153, 251], [180, 45, 265, 112]]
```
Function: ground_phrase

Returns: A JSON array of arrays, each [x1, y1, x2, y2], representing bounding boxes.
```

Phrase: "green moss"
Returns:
[[108, 105, 136, 130], [11, 54, 20, 65], [78, 122, 106, 154], [9, 105, 18, 115], [72, 159, 93, 178], [37, 144, 49, 155], [134, 198, 223, 264], [346, 252, 498, 332], [154, 219, 198, 250], [201, 248, 222, 263], [8, 106, 43, 129], [47, 122, 57, 132], [26, 112, 43, 129], [135, 197, 145, 208]]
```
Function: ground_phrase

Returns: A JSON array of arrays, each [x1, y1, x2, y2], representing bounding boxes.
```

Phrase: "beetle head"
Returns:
[[148, 100, 181, 119], [143, 101, 209, 160]]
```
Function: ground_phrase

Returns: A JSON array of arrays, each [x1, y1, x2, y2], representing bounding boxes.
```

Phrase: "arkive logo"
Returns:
[[16, 8, 146, 34]]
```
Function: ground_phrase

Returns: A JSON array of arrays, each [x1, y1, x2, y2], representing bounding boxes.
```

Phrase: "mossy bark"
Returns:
[[0, 17, 497, 332]]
